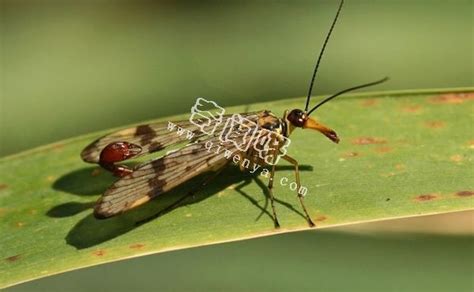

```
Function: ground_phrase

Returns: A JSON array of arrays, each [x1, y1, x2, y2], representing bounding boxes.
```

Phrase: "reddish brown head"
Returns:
[[286, 109, 339, 143]]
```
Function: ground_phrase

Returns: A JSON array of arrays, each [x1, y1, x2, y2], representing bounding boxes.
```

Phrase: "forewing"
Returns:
[[93, 136, 233, 218], [81, 112, 260, 163], [81, 119, 204, 163]]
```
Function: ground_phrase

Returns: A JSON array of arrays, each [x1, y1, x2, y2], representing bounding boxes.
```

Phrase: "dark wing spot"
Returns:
[[135, 125, 153, 135], [135, 125, 156, 145]]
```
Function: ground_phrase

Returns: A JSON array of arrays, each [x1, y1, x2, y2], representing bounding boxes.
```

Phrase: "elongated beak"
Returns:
[[303, 117, 340, 143]]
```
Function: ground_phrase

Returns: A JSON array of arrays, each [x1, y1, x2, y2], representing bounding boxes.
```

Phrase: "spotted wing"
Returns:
[[93, 136, 237, 218], [81, 112, 260, 163]]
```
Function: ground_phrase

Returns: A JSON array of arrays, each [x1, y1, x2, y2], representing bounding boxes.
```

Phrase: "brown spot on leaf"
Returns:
[[91, 168, 102, 177], [53, 144, 64, 150], [450, 154, 463, 163], [93, 250, 106, 256], [402, 105, 422, 113], [0, 184, 8, 191], [352, 137, 387, 145], [430, 92, 474, 104], [456, 191, 474, 197], [314, 216, 327, 222], [5, 255, 21, 262], [129, 243, 145, 249], [15, 222, 25, 228], [375, 146, 393, 153], [424, 121, 445, 129], [46, 175, 55, 182], [468, 140, 474, 149], [361, 99, 378, 107], [415, 194, 438, 201]]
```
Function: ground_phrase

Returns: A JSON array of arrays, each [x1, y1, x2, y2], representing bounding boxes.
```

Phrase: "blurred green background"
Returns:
[[1, 0, 473, 291], [1, 0, 473, 157]]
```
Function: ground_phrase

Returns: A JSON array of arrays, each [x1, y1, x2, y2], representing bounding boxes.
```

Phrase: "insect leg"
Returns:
[[136, 163, 228, 226], [281, 154, 315, 227], [267, 161, 281, 228], [99, 163, 134, 178]]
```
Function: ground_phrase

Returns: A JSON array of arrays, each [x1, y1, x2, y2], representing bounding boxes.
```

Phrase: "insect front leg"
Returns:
[[281, 154, 315, 227], [99, 141, 142, 177]]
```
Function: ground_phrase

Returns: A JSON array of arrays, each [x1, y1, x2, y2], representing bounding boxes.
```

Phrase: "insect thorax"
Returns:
[[257, 110, 287, 138], [236, 110, 289, 167]]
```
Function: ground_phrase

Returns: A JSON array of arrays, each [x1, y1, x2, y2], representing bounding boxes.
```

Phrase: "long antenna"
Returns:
[[307, 77, 389, 116], [304, 0, 344, 112]]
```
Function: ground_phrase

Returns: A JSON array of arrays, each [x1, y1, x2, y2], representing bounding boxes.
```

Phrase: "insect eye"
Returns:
[[288, 109, 306, 127]]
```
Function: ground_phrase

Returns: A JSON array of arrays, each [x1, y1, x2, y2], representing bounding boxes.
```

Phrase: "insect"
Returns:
[[81, 0, 387, 228]]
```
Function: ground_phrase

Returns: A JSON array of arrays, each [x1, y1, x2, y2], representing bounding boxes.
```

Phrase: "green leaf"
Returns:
[[1, 89, 473, 288]]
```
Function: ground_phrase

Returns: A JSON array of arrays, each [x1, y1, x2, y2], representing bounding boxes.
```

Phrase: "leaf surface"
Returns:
[[1, 89, 473, 288]]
